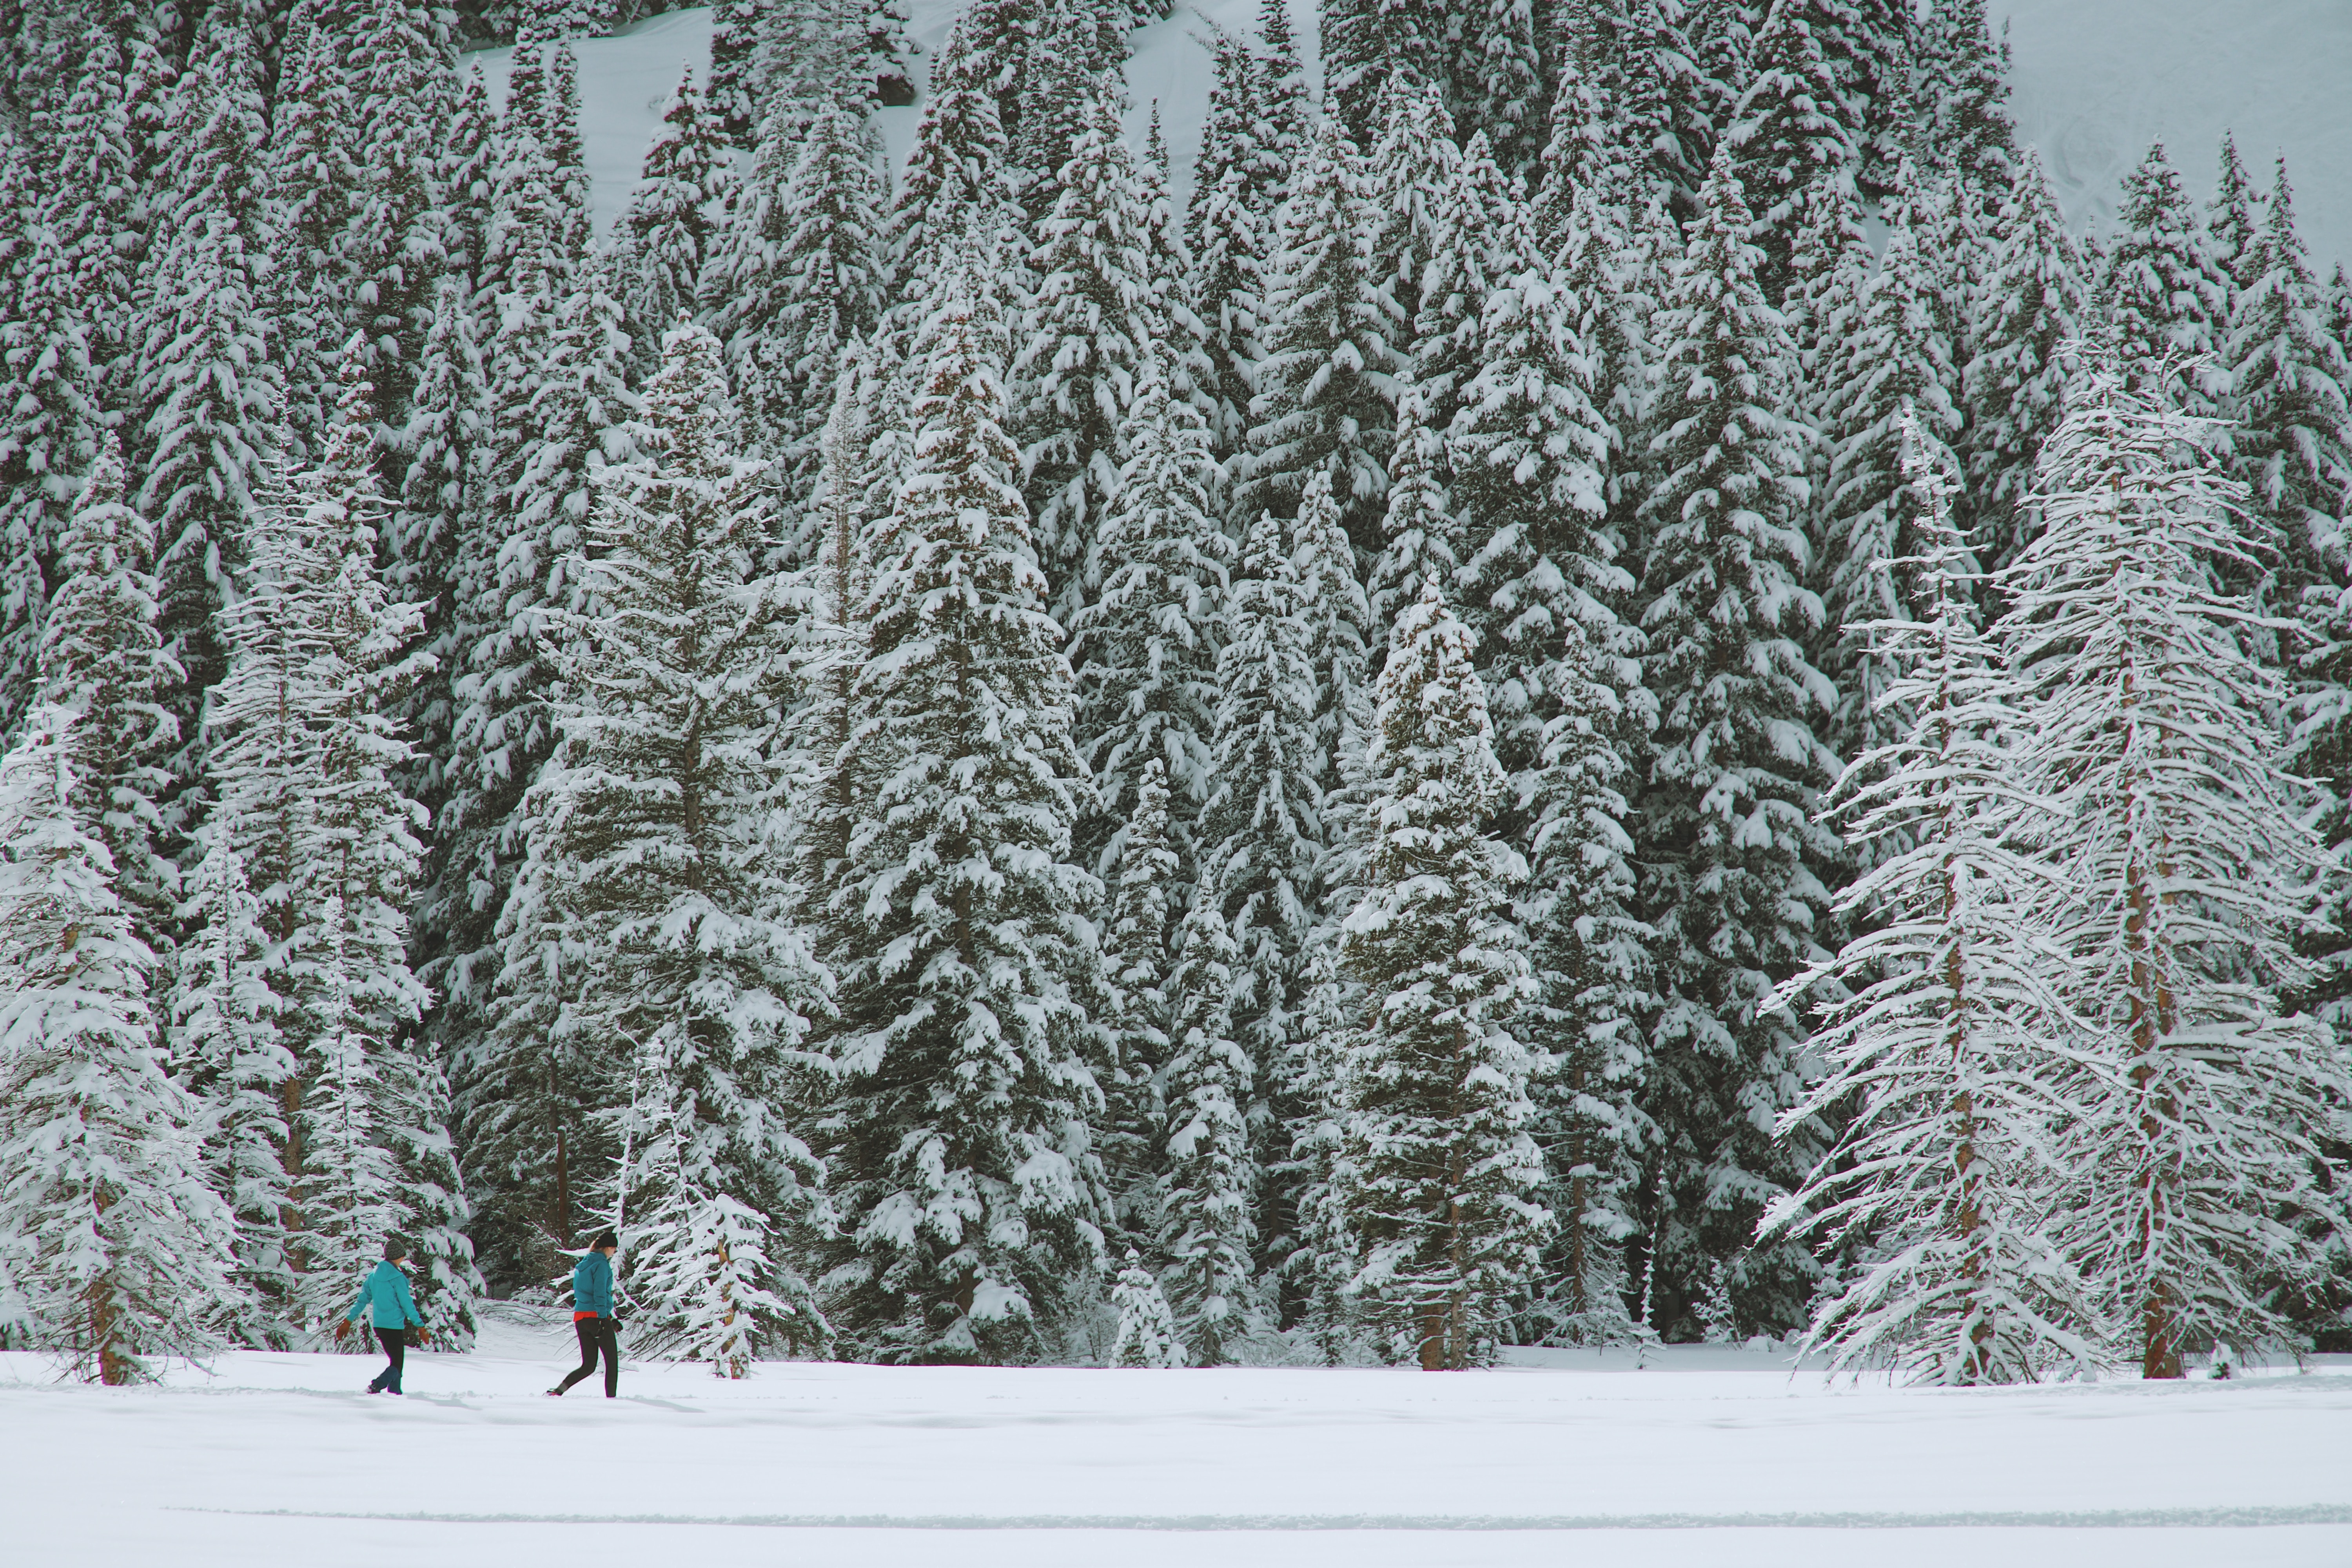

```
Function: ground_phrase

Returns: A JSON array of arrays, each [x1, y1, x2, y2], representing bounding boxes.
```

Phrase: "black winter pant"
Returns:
[[369, 1327, 406, 1393], [556, 1315, 619, 1397]]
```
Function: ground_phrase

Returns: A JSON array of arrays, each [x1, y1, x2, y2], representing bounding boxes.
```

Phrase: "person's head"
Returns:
[[593, 1231, 618, 1257], [383, 1236, 410, 1264]]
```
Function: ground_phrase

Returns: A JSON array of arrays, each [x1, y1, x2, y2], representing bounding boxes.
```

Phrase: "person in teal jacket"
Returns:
[[548, 1232, 620, 1398], [337, 1237, 428, 1394]]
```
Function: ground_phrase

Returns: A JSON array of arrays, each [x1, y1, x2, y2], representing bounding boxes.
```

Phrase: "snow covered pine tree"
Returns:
[[819, 258, 1107, 1364], [0, 705, 240, 1381], [2002, 354, 2351, 1379], [1335, 581, 1547, 1370], [500, 321, 833, 1374], [1767, 413, 2100, 1384]]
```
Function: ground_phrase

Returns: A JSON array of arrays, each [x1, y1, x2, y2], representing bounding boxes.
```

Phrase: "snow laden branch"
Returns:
[[1766, 406, 2101, 1384]]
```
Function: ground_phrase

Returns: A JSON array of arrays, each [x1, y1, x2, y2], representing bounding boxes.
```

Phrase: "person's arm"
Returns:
[[348, 1274, 373, 1323], [395, 1268, 425, 1329]]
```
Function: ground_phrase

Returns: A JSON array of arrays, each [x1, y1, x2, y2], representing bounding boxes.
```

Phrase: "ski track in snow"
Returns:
[[470, 2, 2352, 269], [7, 1314, 2352, 1567]]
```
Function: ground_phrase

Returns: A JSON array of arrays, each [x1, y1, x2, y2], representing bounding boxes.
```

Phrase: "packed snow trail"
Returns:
[[482, 3, 2352, 267], [5, 1310, 2351, 1568]]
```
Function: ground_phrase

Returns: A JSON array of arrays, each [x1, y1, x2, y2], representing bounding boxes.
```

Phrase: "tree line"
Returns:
[[2, 0, 2348, 1382]]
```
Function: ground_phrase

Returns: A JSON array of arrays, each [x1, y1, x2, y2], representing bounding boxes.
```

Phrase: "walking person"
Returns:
[[337, 1237, 429, 1394], [549, 1232, 621, 1398]]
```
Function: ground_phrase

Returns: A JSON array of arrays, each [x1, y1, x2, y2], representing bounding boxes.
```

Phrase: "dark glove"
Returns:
[[409, 1324, 430, 1347], [334, 1318, 353, 1343]]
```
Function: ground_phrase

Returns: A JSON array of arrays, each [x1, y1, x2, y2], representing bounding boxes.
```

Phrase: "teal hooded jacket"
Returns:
[[347, 1260, 425, 1330], [572, 1249, 613, 1317]]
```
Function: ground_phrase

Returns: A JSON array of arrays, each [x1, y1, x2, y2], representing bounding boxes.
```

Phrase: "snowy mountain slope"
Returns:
[[478, 1, 2352, 268], [2001, 0, 2352, 270], [474, 4, 715, 240]]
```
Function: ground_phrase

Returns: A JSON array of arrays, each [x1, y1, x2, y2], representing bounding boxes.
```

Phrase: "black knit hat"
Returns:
[[383, 1236, 410, 1261], [593, 1231, 619, 1251]]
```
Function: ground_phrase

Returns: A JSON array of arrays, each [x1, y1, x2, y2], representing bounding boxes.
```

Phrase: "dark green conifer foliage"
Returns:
[[2102, 142, 2232, 414], [818, 270, 1107, 1364], [1961, 149, 2087, 574], [1243, 120, 1392, 554], [1632, 152, 1835, 1339], [1725, 0, 1862, 306]]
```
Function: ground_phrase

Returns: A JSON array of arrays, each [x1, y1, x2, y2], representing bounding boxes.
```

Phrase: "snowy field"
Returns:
[[473, 2, 2352, 269], [6, 1311, 2352, 1568]]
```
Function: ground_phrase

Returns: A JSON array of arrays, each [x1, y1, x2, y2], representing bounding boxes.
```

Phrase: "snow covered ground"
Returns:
[[6, 1308, 2352, 1568], [473, 2, 2352, 270]]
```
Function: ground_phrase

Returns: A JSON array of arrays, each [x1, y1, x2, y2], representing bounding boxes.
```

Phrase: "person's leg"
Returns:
[[553, 1318, 599, 1394], [375, 1328, 405, 1394], [597, 1318, 619, 1397]]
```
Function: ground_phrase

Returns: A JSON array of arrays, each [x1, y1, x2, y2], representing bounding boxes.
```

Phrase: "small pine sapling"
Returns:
[[1110, 1248, 1186, 1368]]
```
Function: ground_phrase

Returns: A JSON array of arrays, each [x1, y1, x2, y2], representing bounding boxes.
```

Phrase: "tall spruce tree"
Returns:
[[1186, 16, 1283, 460], [1457, 0, 1547, 178], [500, 321, 832, 1363], [708, 0, 764, 140], [1157, 886, 1258, 1363], [707, 95, 888, 550], [881, 18, 1017, 325], [608, 68, 725, 384], [1837, 0, 1912, 203], [1449, 193, 1654, 1350], [2101, 142, 2233, 415], [0, 154, 102, 735], [390, 276, 487, 844], [818, 268, 1107, 1364], [35, 436, 178, 964], [0, 705, 241, 1382], [1099, 759, 1178, 1237], [1723, 0, 1862, 307], [35, 25, 141, 416], [1614, 0, 1715, 223], [1632, 152, 1836, 1339], [1560, 186, 1678, 606], [1814, 203, 1966, 764], [131, 2, 280, 811], [2004, 359, 2351, 1379], [1198, 503, 1324, 1286], [1067, 349, 1229, 860], [2207, 131, 2266, 296], [1316, 0, 1444, 151], [1335, 579, 1546, 1370], [1368, 370, 1462, 628], [1909, 0, 2015, 201], [1364, 76, 1461, 403], [1400, 117, 1492, 439], [1769, 420, 2100, 1384], [2228, 158, 2352, 624], [746, 0, 873, 139], [2229, 161, 2352, 1039], [1520, 600, 1655, 1347], [1532, 0, 1621, 221]]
